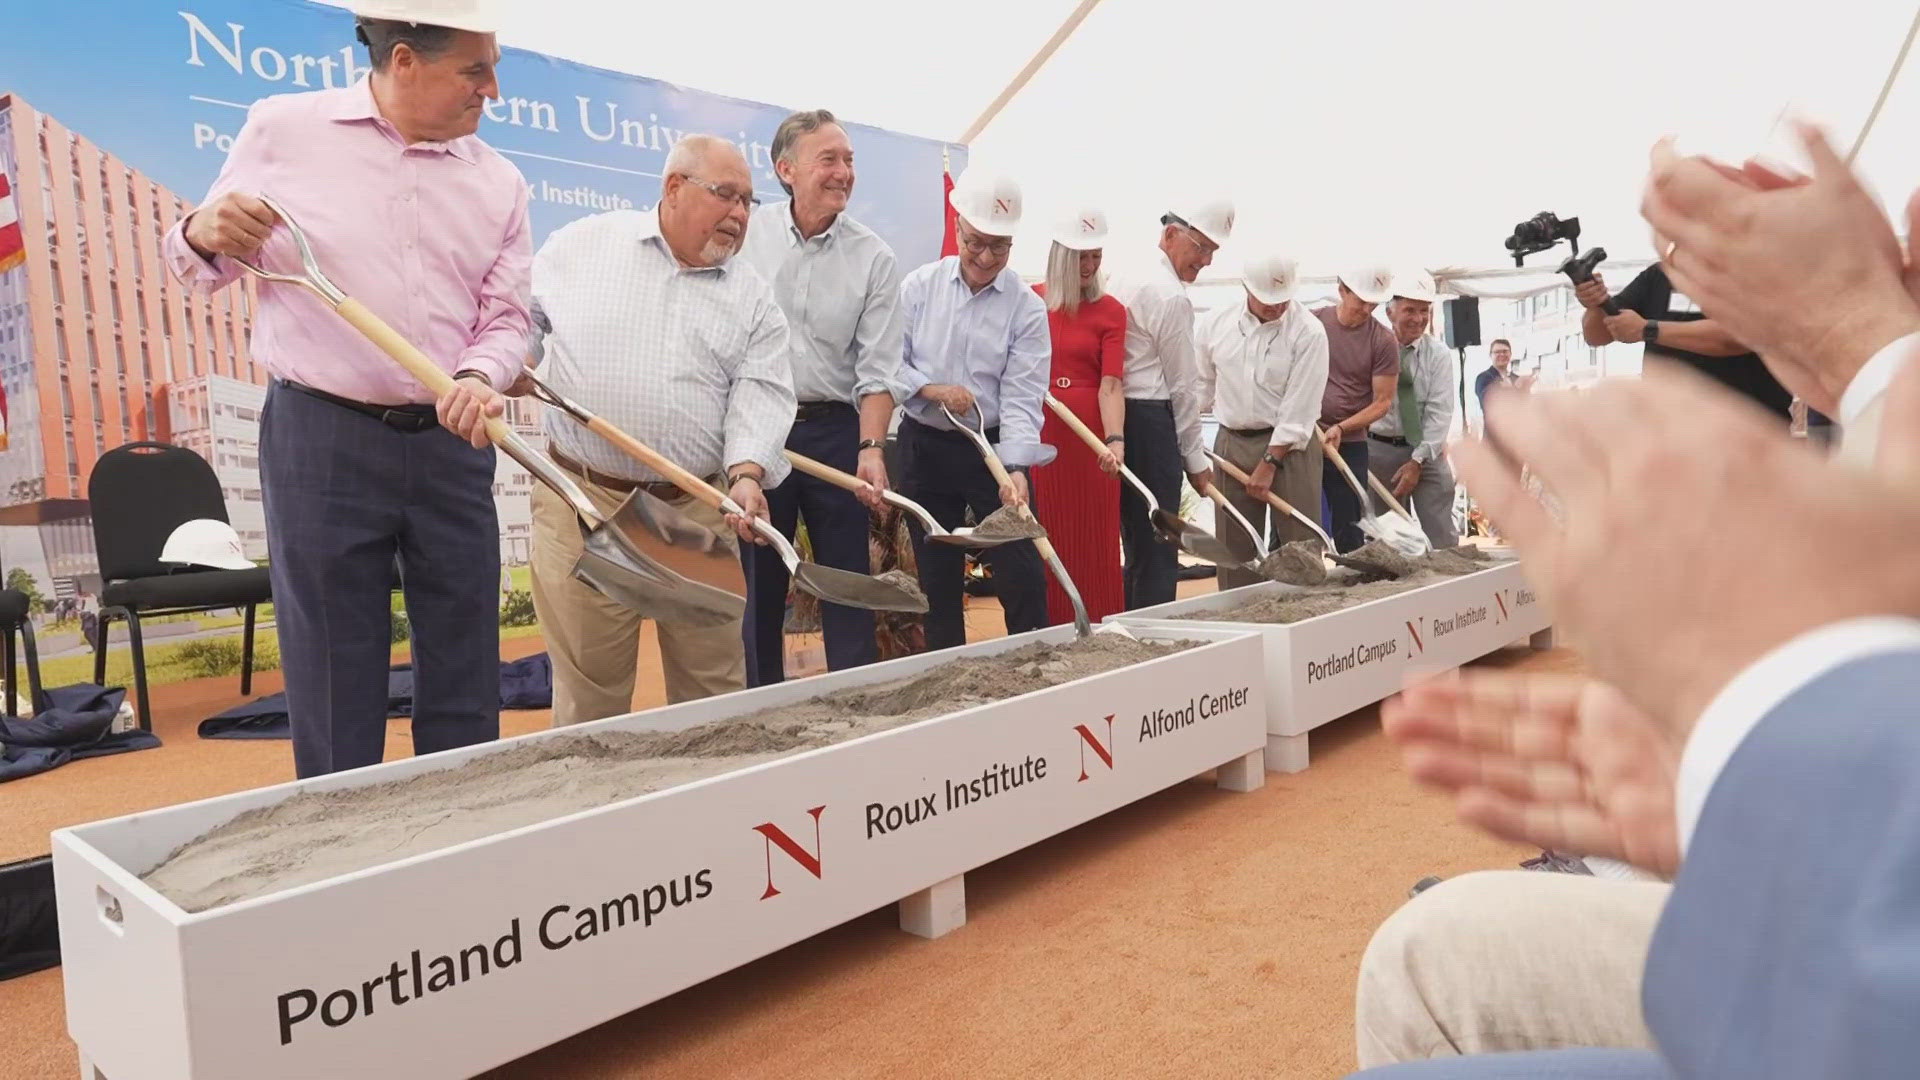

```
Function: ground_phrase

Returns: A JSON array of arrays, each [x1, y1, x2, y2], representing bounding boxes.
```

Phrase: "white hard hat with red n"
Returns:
[[351, 0, 499, 33]]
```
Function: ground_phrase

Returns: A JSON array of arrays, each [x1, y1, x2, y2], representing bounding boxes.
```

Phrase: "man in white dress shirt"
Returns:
[[737, 109, 903, 685], [1106, 199, 1232, 609], [1367, 270, 1459, 549], [892, 171, 1052, 650], [1195, 253, 1328, 590], [526, 134, 795, 722]]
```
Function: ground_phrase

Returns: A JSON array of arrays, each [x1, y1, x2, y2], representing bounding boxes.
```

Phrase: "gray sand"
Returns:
[[1178, 546, 1506, 625], [871, 568, 928, 607], [1256, 540, 1329, 586], [973, 506, 1048, 540], [141, 633, 1195, 913]]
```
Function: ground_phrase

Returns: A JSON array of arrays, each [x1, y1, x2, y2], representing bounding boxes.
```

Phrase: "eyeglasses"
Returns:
[[958, 230, 1012, 257], [681, 175, 760, 211], [1181, 226, 1218, 256]]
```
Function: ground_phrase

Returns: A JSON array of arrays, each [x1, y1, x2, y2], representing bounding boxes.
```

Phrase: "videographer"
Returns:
[[1577, 263, 1795, 424]]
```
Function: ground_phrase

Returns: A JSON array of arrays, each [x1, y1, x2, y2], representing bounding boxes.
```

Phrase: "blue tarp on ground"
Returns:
[[197, 654, 555, 739]]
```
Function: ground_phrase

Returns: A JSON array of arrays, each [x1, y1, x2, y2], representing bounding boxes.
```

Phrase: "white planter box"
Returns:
[[55, 624, 1266, 1080], [1110, 560, 1552, 773]]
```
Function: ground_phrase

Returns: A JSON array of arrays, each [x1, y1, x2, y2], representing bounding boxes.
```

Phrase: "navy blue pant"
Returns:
[[742, 405, 877, 685], [260, 381, 500, 779], [896, 417, 1046, 651], [1323, 438, 1371, 553], [1121, 399, 1181, 610]]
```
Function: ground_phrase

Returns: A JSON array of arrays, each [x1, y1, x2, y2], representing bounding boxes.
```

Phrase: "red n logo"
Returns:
[[1493, 592, 1509, 624], [752, 805, 826, 900], [1074, 715, 1116, 782], [1405, 619, 1424, 654]]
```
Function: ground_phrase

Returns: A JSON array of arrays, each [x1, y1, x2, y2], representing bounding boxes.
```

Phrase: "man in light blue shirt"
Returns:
[[737, 109, 904, 684], [893, 170, 1054, 649]]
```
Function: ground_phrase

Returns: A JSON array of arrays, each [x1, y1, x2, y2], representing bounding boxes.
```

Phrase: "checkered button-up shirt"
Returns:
[[530, 209, 796, 487]]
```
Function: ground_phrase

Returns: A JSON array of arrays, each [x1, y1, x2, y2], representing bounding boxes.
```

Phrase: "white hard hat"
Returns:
[[1391, 268, 1438, 303], [1339, 264, 1395, 305], [1051, 208, 1109, 251], [948, 170, 1023, 237], [1242, 254, 1300, 305], [1171, 198, 1235, 246], [160, 519, 255, 572], [351, 0, 499, 33]]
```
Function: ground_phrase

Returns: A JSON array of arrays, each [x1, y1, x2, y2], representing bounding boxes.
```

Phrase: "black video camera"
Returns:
[[1504, 211, 1581, 266]]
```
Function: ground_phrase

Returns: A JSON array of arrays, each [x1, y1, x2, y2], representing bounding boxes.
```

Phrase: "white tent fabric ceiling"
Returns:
[[395, 0, 1920, 290]]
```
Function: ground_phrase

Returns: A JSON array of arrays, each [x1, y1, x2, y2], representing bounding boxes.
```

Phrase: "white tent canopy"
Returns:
[[372, 0, 1920, 287]]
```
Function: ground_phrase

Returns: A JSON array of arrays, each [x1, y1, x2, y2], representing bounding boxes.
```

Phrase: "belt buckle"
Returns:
[[1054, 377, 1071, 389]]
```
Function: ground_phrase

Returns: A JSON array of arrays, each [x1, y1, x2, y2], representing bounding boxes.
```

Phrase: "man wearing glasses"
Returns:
[[892, 170, 1053, 650], [525, 134, 797, 721], [1106, 200, 1233, 609], [737, 109, 904, 685]]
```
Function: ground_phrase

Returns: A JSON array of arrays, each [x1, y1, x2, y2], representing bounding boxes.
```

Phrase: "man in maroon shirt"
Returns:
[[1313, 266, 1399, 552]]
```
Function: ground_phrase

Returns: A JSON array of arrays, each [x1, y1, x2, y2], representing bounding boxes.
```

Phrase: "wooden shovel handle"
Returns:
[[1044, 394, 1110, 454], [334, 298, 512, 446], [785, 450, 868, 495], [583, 416, 729, 513], [1210, 452, 1309, 522], [969, 440, 1062, 564]]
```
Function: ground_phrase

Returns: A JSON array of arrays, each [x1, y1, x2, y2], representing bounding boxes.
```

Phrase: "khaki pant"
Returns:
[[529, 477, 745, 726], [1210, 426, 1322, 592], [1355, 871, 1667, 1068]]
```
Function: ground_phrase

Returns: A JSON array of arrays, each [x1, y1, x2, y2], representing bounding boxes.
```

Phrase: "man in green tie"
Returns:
[[1366, 270, 1459, 548]]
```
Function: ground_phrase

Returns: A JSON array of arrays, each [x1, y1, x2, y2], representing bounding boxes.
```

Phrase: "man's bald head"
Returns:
[[660, 134, 756, 267]]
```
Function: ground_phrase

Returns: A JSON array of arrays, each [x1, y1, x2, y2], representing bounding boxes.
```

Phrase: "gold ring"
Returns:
[[1661, 240, 1678, 262]]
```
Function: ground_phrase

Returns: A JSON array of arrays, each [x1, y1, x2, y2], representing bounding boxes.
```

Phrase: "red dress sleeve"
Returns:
[[1098, 296, 1127, 380]]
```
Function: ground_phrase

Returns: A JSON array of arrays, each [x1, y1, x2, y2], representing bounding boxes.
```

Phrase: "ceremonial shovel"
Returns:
[[940, 406, 1091, 637], [526, 373, 928, 615], [1206, 451, 1338, 554], [1318, 428, 1430, 558], [783, 451, 1022, 551], [229, 196, 744, 629], [1041, 395, 1252, 572]]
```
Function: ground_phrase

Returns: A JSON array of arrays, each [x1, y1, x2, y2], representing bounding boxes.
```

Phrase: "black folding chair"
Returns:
[[0, 587, 42, 718], [87, 442, 272, 731]]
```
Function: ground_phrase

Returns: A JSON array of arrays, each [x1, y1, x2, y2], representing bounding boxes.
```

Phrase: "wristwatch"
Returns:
[[1642, 320, 1661, 345], [858, 439, 886, 452], [727, 470, 761, 488], [1103, 434, 1126, 445], [1260, 451, 1287, 469]]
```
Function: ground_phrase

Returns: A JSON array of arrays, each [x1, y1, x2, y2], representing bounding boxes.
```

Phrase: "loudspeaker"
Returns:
[[1444, 297, 1481, 349]]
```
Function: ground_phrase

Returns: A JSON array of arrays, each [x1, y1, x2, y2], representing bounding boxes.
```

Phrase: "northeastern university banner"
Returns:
[[0, 0, 963, 687]]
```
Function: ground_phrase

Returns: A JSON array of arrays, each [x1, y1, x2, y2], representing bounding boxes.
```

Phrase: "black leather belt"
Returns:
[[283, 380, 438, 433], [795, 400, 856, 421], [1224, 425, 1273, 439], [1370, 434, 1411, 447]]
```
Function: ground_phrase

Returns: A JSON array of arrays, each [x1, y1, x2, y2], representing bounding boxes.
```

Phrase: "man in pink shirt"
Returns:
[[164, 1, 531, 778]]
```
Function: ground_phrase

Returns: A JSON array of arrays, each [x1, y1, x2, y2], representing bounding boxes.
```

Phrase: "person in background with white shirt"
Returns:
[[1195, 253, 1328, 591], [1367, 270, 1459, 549], [892, 171, 1052, 651], [737, 109, 903, 686], [526, 134, 794, 722], [1106, 200, 1231, 609]]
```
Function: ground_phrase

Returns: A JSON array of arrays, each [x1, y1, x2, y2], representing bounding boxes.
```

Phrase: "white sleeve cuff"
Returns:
[[1678, 616, 1920, 854], [1839, 330, 1920, 426]]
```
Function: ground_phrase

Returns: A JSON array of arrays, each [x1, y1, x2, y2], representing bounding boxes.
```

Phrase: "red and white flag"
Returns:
[[0, 173, 24, 276]]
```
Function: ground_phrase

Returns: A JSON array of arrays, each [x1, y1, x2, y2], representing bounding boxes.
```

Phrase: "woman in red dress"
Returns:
[[1031, 210, 1127, 625]]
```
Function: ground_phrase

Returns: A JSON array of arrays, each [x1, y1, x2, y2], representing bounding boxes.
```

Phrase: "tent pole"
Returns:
[[956, 0, 1105, 146]]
